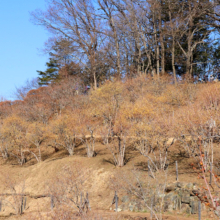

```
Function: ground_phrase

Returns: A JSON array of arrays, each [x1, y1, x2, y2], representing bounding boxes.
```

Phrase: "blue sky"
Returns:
[[0, 1, 49, 100]]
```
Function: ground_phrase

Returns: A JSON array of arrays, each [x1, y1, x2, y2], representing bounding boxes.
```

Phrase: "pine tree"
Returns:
[[37, 59, 60, 86]]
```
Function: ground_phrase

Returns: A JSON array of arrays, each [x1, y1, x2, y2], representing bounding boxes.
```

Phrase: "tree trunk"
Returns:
[[93, 70, 97, 90], [168, 6, 176, 84], [172, 43, 177, 85], [186, 5, 193, 79], [0, 148, 9, 159], [68, 147, 74, 156], [159, 12, 165, 75], [91, 53, 97, 90], [87, 147, 94, 158], [140, 26, 153, 74], [117, 136, 125, 167], [186, 53, 192, 79], [20, 150, 26, 165], [111, 18, 121, 78], [153, 13, 160, 77], [38, 145, 42, 162], [156, 44, 160, 77]]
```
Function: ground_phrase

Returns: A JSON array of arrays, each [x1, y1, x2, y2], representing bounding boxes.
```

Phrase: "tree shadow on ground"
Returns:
[[102, 153, 133, 166]]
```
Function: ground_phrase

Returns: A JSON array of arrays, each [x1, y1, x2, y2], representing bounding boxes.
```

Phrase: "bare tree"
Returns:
[[98, 0, 122, 77], [48, 164, 91, 217], [164, 0, 184, 84], [14, 78, 39, 100], [26, 122, 48, 162], [0, 172, 26, 215], [31, 0, 104, 89], [176, 0, 211, 78], [112, 167, 168, 220]]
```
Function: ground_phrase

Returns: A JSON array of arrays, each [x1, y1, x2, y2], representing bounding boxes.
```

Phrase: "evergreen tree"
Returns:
[[210, 41, 220, 76], [37, 59, 60, 86]]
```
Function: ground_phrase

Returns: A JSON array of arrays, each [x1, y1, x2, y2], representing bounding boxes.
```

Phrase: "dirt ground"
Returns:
[[0, 140, 219, 220]]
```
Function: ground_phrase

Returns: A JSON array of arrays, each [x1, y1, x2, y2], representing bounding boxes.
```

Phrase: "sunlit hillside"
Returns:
[[0, 76, 220, 219]]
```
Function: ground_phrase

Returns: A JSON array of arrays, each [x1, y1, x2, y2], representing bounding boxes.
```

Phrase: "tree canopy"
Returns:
[[31, 0, 220, 86]]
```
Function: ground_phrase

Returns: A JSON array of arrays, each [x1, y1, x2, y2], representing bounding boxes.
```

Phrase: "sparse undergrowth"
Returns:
[[0, 78, 220, 219]]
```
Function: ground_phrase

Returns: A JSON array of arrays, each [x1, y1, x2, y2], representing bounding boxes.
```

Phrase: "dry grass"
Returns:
[[0, 140, 218, 219], [1, 79, 220, 219]]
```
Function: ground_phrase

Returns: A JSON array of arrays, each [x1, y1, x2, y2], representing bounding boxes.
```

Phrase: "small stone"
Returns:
[[180, 203, 191, 214], [119, 204, 128, 211], [172, 195, 181, 210], [129, 205, 134, 211], [164, 192, 178, 211], [181, 192, 190, 204], [176, 182, 185, 188], [186, 183, 193, 189], [114, 208, 122, 212], [190, 197, 199, 214], [121, 196, 129, 203], [165, 184, 176, 192]]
